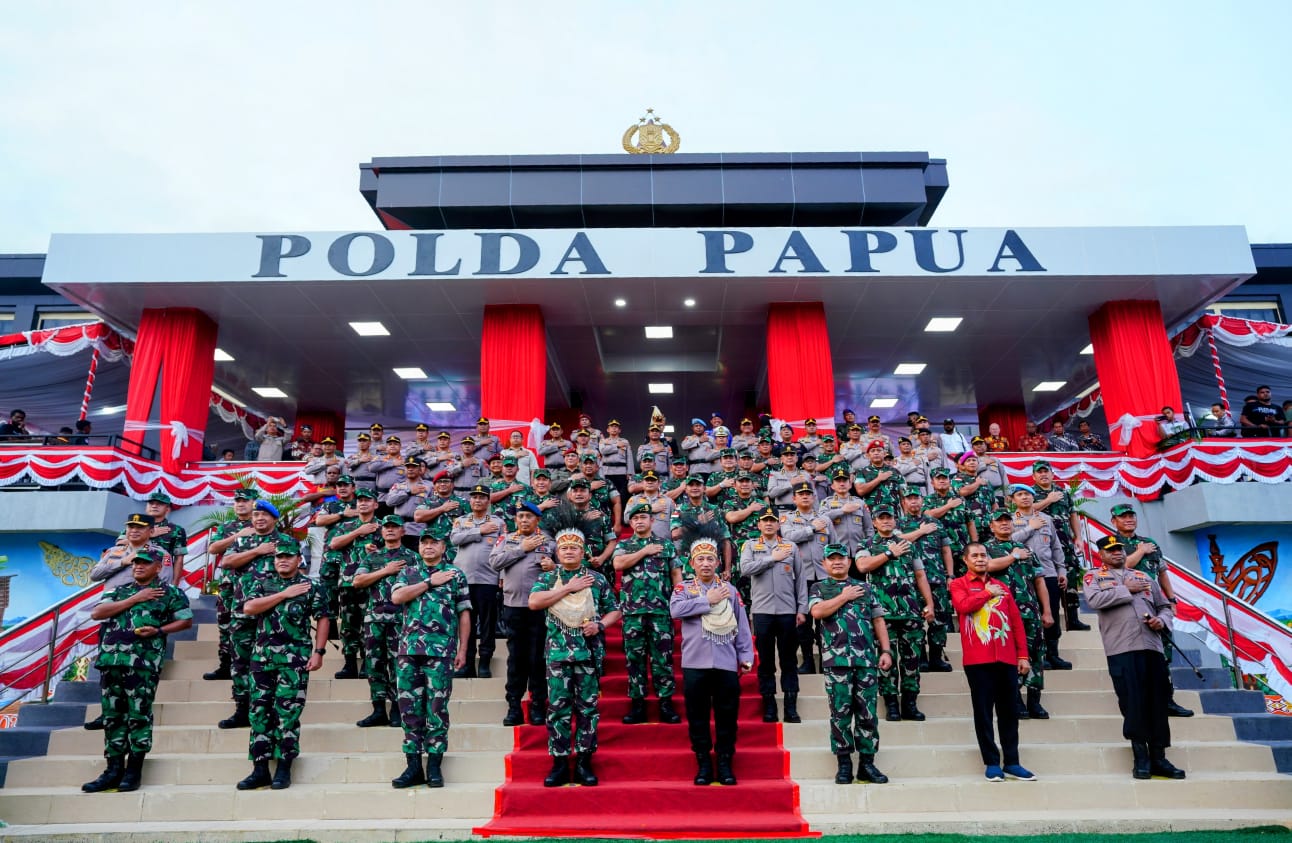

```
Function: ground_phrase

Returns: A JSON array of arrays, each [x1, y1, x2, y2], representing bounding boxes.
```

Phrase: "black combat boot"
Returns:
[[694, 752, 714, 785], [477, 657, 493, 679], [834, 753, 853, 784], [543, 755, 571, 787], [658, 697, 682, 724], [783, 693, 801, 724], [83, 714, 105, 730], [503, 700, 524, 726], [1045, 646, 1073, 671], [884, 694, 901, 722], [857, 754, 889, 784], [797, 645, 816, 675], [237, 760, 272, 790], [218, 698, 249, 729], [1015, 689, 1029, 720], [271, 757, 293, 790], [203, 653, 231, 681], [1166, 688, 1195, 717], [334, 654, 360, 679], [1065, 599, 1091, 631], [927, 644, 953, 672], [527, 699, 547, 726], [900, 692, 926, 722], [762, 695, 779, 723], [574, 753, 598, 786], [388, 702, 403, 729], [392, 752, 425, 788], [116, 752, 146, 792], [715, 752, 737, 785], [81, 756, 126, 793], [1148, 747, 1186, 779], [453, 664, 475, 679], [426, 753, 445, 788], [1131, 741, 1151, 780], [356, 700, 389, 727], [1026, 688, 1049, 720], [622, 698, 647, 724]]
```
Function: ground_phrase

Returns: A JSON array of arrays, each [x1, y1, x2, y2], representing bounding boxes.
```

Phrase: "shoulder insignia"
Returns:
[[1082, 571, 1097, 587]]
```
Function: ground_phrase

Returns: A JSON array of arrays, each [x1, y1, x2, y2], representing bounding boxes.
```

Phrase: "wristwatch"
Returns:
[[314, 647, 327, 655], [880, 649, 892, 655]]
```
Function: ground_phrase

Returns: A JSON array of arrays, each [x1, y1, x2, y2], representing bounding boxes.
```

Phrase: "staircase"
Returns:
[[1, 610, 1291, 839]]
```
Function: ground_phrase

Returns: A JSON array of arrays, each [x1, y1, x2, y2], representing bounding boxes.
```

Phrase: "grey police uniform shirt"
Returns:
[[740, 537, 809, 615], [452, 454, 490, 494], [598, 436, 634, 477], [384, 481, 431, 534], [370, 457, 406, 494], [817, 494, 873, 555], [766, 469, 812, 510], [473, 433, 501, 462], [623, 493, 675, 541], [450, 513, 508, 586], [779, 509, 836, 583], [537, 437, 573, 468], [797, 434, 823, 459], [681, 435, 717, 474], [90, 543, 172, 589], [345, 453, 379, 490], [1010, 511, 1065, 578], [488, 529, 556, 608], [1083, 566, 1174, 657]]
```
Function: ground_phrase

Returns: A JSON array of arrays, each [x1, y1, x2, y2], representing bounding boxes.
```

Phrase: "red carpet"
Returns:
[[476, 622, 817, 838]]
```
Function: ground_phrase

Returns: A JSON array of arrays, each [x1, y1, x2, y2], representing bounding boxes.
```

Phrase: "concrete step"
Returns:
[[1197, 688, 1269, 714], [782, 713, 1239, 746], [83, 698, 510, 727], [801, 808, 1292, 836], [152, 676, 508, 703]]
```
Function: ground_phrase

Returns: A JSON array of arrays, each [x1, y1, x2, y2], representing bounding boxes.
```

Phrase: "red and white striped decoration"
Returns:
[[1205, 325, 1230, 414], [78, 345, 101, 421]]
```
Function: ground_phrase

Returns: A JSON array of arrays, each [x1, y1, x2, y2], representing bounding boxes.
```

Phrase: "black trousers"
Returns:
[[1107, 649, 1172, 749], [1043, 576, 1062, 647], [754, 614, 800, 696], [606, 473, 629, 504], [964, 662, 1020, 767], [464, 583, 499, 667], [502, 606, 547, 706], [683, 667, 740, 755]]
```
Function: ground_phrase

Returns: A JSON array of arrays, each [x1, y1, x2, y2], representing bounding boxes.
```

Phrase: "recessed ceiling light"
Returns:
[[644, 326, 673, 339], [1033, 381, 1067, 392], [394, 367, 428, 380], [425, 402, 457, 412], [924, 317, 962, 332], [869, 398, 899, 408], [648, 383, 674, 394], [1080, 344, 1094, 355], [95, 405, 126, 415], [683, 298, 696, 308], [662, 425, 675, 434], [252, 387, 288, 399], [614, 298, 627, 308], [213, 348, 234, 362], [894, 363, 926, 376], [349, 321, 389, 337]]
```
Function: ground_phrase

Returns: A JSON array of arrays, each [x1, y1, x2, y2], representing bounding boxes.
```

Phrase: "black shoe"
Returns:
[[334, 655, 360, 679], [1166, 699, 1195, 717], [927, 645, 954, 672], [658, 698, 682, 724], [694, 752, 714, 786], [1150, 757, 1187, 779], [783, 693, 801, 724], [116, 752, 146, 792], [762, 695, 779, 723], [1026, 688, 1049, 720], [453, 665, 475, 679], [392, 752, 425, 788], [503, 702, 524, 727], [622, 698, 647, 725], [797, 660, 815, 675], [857, 755, 889, 784], [884, 694, 901, 722], [1066, 611, 1092, 631], [356, 701, 389, 728], [543, 755, 571, 787], [715, 752, 737, 785], [574, 753, 598, 786], [900, 692, 926, 722], [1015, 690, 1030, 720], [527, 700, 547, 726], [237, 761, 273, 790], [1045, 653, 1073, 671], [477, 658, 493, 679], [389, 703, 403, 729], [82, 757, 126, 793], [83, 714, 105, 731], [1132, 741, 1151, 780], [426, 753, 445, 788], [202, 661, 231, 681], [271, 757, 293, 790], [834, 753, 854, 784], [218, 700, 249, 729]]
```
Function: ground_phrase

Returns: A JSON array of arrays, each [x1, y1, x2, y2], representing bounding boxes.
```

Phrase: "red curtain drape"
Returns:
[[766, 303, 837, 432], [979, 403, 1028, 449], [1089, 300, 1183, 458], [293, 410, 343, 442], [124, 308, 218, 473], [481, 304, 546, 445]]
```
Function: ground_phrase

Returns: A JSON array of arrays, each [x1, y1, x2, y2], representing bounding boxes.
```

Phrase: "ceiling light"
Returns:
[[95, 405, 125, 416], [662, 425, 675, 434], [394, 367, 428, 380], [869, 398, 899, 409], [252, 387, 288, 399], [924, 317, 962, 332], [1032, 381, 1067, 392], [1080, 344, 1094, 355], [648, 383, 674, 394], [211, 386, 246, 408], [213, 348, 234, 362], [893, 363, 926, 376], [644, 326, 673, 339], [614, 298, 627, 308], [349, 321, 389, 337], [425, 402, 457, 412], [683, 298, 696, 308]]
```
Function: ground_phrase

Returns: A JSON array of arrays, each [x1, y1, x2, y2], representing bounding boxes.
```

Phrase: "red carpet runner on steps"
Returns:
[[476, 623, 817, 838]]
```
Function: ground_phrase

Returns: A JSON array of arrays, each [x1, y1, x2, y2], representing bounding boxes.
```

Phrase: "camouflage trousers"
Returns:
[[622, 612, 676, 700], [230, 619, 256, 703], [100, 666, 161, 758], [336, 588, 366, 660], [249, 663, 309, 762], [214, 579, 233, 664], [364, 621, 399, 702], [925, 577, 953, 650], [824, 666, 880, 755], [396, 654, 454, 755], [879, 619, 924, 697], [1019, 607, 1046, 691], [546, 659, 600, 757]]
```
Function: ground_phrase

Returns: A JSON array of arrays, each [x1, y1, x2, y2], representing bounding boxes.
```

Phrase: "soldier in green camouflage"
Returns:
[[564, 478, 619, 577], [809, 544, 892, 785], [489, 456, 530, 531], [982, 509, 1052, 719], [613, 502, 683, 725], [143, 491, 189, 583], [898, 487, 955, 673], [349, 514, 419, 728], [720, 471, 769, 604], [952, 455, 994, 544], [202, 487, 258, 682], [704, 448, 741, 500], [389, 525, 471, 788], [924, 467, 975, 576], [1032, 461, 1093, 633], [529, 507, 622, 787], [854, 441, 902, 518], [413, 471, 468, 547], [81, 550, 193, 794], [236, 538, 330, 791], [325, 486, 382, 679], [522, 468, 563, 516], [855, 506, 936, 723]]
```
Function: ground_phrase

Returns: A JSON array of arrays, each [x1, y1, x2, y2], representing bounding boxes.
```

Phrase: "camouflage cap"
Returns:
[[275, 538, 302, 556], [379, 514, 405, 528], [1110, 503, 1136, 517], [147, 491, 173, 506], [872, 505, 897, 518], [233, 487, 261, 501], [823, 543, 849, 558], [990, 509, 1013, 521], [131, 549, 163, 565], [569, 477, 592, 489], [354, 487, 377, 499], [336, 474, 355, 485]]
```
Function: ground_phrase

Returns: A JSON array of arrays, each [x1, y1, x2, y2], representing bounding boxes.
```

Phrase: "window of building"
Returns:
[[35, 309, 100, 330], [1207, 300, 1284, 323], [0, 309, 14, 325]]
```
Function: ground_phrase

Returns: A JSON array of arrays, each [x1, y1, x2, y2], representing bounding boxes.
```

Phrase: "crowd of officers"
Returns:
[[77, 412, 1193, 794]]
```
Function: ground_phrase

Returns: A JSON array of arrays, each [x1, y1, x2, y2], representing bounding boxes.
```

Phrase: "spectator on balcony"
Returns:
[[983, 423, 1009, 453], [1076, 419, 1108, 451], [290, 425, 315, 461], [0, 408, 31, 440], [1017, 421, 1048, 453], [1202, 403, 1236, 437], [218, 448, 237, 464], [1045, 421, 1080, 453], [255, 417, 288, 461], [54, 426, 75, 444], [938, 419, 970, 463], [1240, 386, 1287, 438], [1156, 407, 1190, 442], [73, 419, 92, 445]]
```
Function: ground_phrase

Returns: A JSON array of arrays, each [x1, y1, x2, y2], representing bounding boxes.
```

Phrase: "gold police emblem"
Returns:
[[623, 109, 680, 154]]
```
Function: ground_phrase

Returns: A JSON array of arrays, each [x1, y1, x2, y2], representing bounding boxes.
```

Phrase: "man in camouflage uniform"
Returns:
[[217, 500, 293, 729], [202, 488, 258, 682], [236, 538, 329, 790], [578, 453, 622, 527], [720, 471, 769, 602], [529, 521, 621, 787], [522, 468, 562, 516], [549, 448, 582, 494], [742, 510, 807, 723], [1030, 461, 1092, 631], [389, 525, 471, 788], [1008, 484, 1070, 672], [781, 482, 835, 674], [854, 441, 902, 518], [143, 491, 188, 583], [414, 471, 467, 545], [81, 550, 192, 794], [565, 478, 618, 576], [810, 544, 892, 785], [450, 484, 508, 679], [490, 456, 530, 531], [898, 486, 954, 672], [983, 509, 1052, 719], [348, 514, 418, 728], [326, 486, 382, 678], [855, 506, 935, 722], [704, 448, 741, 500], [924, 467, 974, 576], [670, 475, 731, 578], [613, 503, 683, 725], [953, 455, 994, 545]]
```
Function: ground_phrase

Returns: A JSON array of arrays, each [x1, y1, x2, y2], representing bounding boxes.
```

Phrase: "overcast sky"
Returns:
[[2, 2, 1289, 253]]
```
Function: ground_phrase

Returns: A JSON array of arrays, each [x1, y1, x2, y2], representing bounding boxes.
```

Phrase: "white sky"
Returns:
[[2, 1, 1290, 253]]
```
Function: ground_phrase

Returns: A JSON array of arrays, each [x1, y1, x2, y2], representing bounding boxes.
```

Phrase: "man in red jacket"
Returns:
[[950, 543, 1036, 783]]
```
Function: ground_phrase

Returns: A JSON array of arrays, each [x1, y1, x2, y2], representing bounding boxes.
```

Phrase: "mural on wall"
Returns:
[[1196, 526, 1292, 623], [0, 532, 116, 629]]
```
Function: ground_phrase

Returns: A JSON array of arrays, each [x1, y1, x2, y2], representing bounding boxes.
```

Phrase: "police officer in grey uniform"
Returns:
[[741, 511, 808, 723], [797, 419, 824, 459], [1008, 484, 1070, 670], [781, 481, 836, 674], [473, 418, 501, 462], [385, 457, 431, 536], [450, 484, 508, 678], [538, 423, 573, 468], [371, 436, 408, 502], [598, 419, 634, 503], [818, 467, 873, 555], [489, 502, 556, 726], [681, 419, 717, 478], [452, 436, 489, 495], [346, 432, 379, 493], [767, 446, 812, 514]]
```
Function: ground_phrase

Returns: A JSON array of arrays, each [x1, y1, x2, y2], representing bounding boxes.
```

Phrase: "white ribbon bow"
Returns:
[[1112, 412, 1160, 447], [123, 419, 204, 460]]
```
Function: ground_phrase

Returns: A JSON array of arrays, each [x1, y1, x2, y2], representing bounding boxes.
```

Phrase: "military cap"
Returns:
[[958, 451, 978, 465], [734, 471, 754, 481], [822, 434, 836, 442], [379, 515, 405, 528], [740, 418, 754, 426], [737, 450, 754, 459], [574, 429, 590, 438], [1110, 503, 1136, 517], [990, 509, 1013, 521], [405, 455, 424, 467], [930, 467, 952, 478], [147, 491, 173, 505], [518, 501, 544, 517], [386, 435, 401, 444], [823, 543, 849, 558], [830, 467, 851, 480], [1008, 483, 1035, 496], [898, 436, 912, 445], [125, 512, 155, 528], [275, 538, 302, 556], [336, 474, 355, 485], [321, 436, 337, 445], [916, 427, 932, 435], [710, 412, 725, 422], [131, 549, 163, 565], [415, 423, 430, 432], [476, 416, 489, 424], [254, 500, 281, 518], [640, 469, 660, 481], [872, 505, 897, 518], [437, 431, 451, 439], [649, 424, 662, 432], [781, 424, 794, 433], [501, 456, 518, 466], [866, 440, 886, 451], [548, 422, 563, 430], [757, 510, 779, 521], [793, 481, 814, 495], [900, 485, 924, 498], [233, 488, 260, 501], [607, 419, 621, 427], [801, 451, 819, 462], [564, 447, 579, 456], [719, 448, 737, 458], [805, 418, 817, 425], [532, 468, 551, 480], [468, 483, 491, 496], [868, 415, 881, 423], [685, 475, 704, 485], [421, 522, 451, 542], [1095, 535, 1125, 552], [432, 470, 452, 482], [357, 432, 371, 442], [671, 457, 687, 466], [691, 417, 706, 428], [461, 436, 475, 445], [370, 422, 385, 430], [916, 416, 929, 424], [971, 436, 985, 445], [354, 487, 377, 499], [1032, 460, 1053, 473], [581, 452, 599, 462], [487, 453, 503, 462], [569, 477, 591, 489], [626, 502, 653, 518]]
